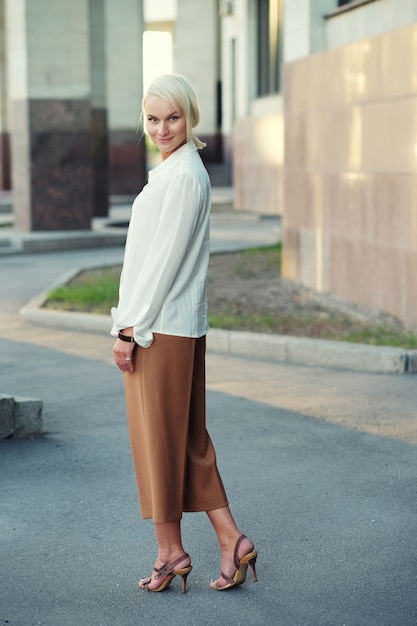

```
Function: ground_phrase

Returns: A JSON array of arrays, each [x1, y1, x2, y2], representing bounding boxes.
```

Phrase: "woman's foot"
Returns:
[[210, 535, 258, 590], [139, 552, 192, 593]]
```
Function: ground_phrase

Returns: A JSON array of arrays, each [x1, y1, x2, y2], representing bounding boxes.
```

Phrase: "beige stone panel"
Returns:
[[327, 238, 371, 307], [334, 25, 417, 105], [281, 225, 300, 280], [299, 228, 317, 289], [283, 170, 304, 228], [328, 173, 368, 240], [409, 175, 417, 251], [323, 173, 342, 235], [327, 237, 413, 324], [297, 227, 329, 294], [372, 246, 404, 318], [284, 170, 317, 230], [253, 112, 285, 169], [343, 35, 386, 105], [283, 60, 308, 115], [402, 251, 417, 328], [327, 176, 417, 320], [233, 115, 282, 215], [284, 113, 306, 170], [389, 97, 417, 173], [339, 39, 372, 106], [361, 100, 393, 172], [305, 109, 325, 171], [249, 162, 281, 215], [383, 175, 414, 250], [360, 174, 380, 244], [290, 172, 326, 292], [322, 105, 363, 172], [305, 51, 328, 109], [306, 173, 323, 232], [383, 24, 417, 100]]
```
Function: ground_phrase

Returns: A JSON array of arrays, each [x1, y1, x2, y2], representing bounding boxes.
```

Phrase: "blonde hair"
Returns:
[[141, 73, 206, 150]]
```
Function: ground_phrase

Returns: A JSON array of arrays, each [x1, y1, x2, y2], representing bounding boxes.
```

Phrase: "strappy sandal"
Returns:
[[139, 553, 192, 593], [210, 534, 258, 591]]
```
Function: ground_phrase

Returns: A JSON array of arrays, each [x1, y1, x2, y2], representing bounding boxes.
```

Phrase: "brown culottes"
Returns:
[[124, 333, 228, 523]]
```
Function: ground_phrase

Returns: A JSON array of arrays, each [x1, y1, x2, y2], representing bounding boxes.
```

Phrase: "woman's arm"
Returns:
[[111, 172, 208, 347]]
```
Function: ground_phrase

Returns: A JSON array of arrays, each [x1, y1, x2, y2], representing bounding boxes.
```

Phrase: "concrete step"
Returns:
[[0, 394, 43, 439]]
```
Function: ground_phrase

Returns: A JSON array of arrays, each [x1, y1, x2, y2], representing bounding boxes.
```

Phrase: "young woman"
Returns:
[[111, 73, 257, 593]]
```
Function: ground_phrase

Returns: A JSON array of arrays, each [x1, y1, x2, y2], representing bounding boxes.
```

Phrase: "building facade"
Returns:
[[2, 0, 146, 230], [222, 0, 417, 328]]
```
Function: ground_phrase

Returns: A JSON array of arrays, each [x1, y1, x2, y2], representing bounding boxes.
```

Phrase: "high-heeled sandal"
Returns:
[[138, 553, 192, 593], [211, 534, 258, 591]]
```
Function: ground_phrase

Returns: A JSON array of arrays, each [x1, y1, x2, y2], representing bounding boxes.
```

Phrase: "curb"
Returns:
[[207, 329, 417, 375], [0, 229, 127, 255], [20, 269, 417, 376]]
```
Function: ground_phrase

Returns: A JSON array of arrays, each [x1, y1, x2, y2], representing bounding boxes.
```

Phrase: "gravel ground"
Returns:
[[207, 249, 413, 342]]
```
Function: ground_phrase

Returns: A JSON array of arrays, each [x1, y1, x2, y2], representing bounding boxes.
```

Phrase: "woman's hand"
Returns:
[[113, 337, 136, 374]]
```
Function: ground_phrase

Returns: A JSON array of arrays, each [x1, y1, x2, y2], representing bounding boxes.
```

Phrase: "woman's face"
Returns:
[[145, 95, 187, 161]]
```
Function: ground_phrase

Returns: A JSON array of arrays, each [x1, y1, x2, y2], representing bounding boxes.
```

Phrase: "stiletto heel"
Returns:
[[139, 553, 192, 593], [179, 568, 191, 593], [211, 535, 258, 591], [248, 555, 258, 582]]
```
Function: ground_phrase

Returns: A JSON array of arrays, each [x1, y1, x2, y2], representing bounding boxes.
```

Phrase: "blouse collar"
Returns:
[[148, 141, 198, 182]]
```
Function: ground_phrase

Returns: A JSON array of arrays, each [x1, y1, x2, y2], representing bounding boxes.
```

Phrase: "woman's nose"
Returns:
[[158, 121, 169, 135]]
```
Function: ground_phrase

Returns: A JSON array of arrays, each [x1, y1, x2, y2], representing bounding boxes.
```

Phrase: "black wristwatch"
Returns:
[[118, 331, 136, 343]]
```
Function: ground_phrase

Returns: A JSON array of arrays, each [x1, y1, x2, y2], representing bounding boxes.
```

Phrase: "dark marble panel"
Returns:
[[109, 129, 146, 195], [30, 98, 91, 132], [0, 132, 11, 190], [199, 132, 223, 163], [29, 99, 93, 230], [91, 108, 109, 217], [9, 98, 95, 231]]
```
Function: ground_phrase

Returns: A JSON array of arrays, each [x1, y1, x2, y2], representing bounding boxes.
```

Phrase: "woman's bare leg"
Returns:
[[206, 506, 254, 589], [138, 521, 191, 591]]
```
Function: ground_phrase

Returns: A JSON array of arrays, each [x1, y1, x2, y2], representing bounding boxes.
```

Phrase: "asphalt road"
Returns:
[[1, 240, 417, 626]]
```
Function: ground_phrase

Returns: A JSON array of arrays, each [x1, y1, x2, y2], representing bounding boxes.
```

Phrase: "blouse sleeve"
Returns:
[[111, 171, 205, 347]]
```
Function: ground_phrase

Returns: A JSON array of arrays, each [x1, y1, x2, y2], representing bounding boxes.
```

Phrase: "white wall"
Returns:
[[105, 0, 144, 129], [144, 0, 176, 22], [283, 0, 334, 63], [175, 0, 218, 136], [326, 0, 417, 49], [221, 0, 252, 136], [6, 0, 90, 100]]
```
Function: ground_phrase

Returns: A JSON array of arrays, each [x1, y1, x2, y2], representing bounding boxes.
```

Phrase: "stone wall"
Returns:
[[233, 110, 284, 215], [282, 22, 417, 328]]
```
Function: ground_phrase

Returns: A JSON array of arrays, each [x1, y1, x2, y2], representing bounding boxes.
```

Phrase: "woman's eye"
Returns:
[[169, 116, 179, 121]]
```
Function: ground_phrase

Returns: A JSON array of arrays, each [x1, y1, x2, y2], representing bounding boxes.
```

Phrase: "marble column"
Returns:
[[0, 0, 10, 190], [89, 0, 109, 217], [6, 0, 93, 231], [105, 0, 146, 196], [175, 0, 221, 162]]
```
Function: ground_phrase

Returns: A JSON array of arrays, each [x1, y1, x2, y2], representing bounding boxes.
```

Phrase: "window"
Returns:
[[256, 0, 282, 96]]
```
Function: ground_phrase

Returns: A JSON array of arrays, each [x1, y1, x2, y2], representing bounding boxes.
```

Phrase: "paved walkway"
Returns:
[[1, 200, 417, 625]]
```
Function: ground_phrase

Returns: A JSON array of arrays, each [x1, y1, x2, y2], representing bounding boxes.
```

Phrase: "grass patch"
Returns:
[[42, 244, 417, 349], [208, 312, 277, 332], [235, 243, 281, 278], [339, 327, 417, 349], [44, 267, 120, 315]]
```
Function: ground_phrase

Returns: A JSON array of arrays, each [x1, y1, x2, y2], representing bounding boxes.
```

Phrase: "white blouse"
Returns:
[[111, 141, 211, 348]]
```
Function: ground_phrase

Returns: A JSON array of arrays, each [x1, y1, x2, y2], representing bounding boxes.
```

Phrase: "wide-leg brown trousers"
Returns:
[[124, 333, 228, 523]]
